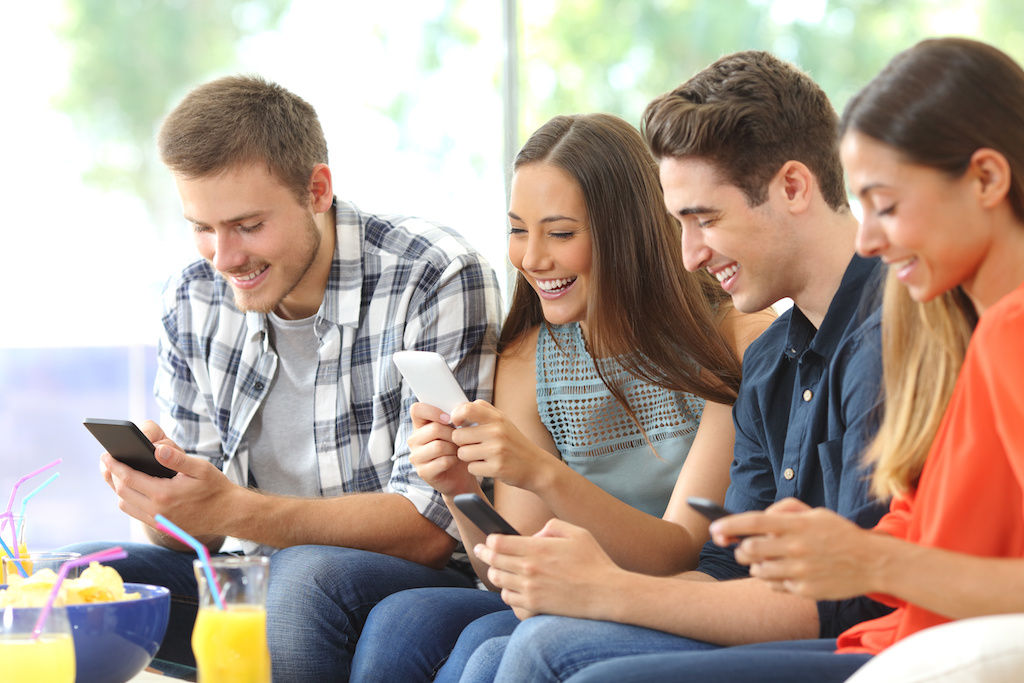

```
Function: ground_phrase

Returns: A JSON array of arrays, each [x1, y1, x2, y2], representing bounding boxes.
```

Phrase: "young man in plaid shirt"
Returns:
[[73, 75, 502, 680]]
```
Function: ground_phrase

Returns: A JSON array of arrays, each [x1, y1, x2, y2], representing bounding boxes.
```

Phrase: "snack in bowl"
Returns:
[[0, 561, 140, 607], [1, 562, 170, 683]]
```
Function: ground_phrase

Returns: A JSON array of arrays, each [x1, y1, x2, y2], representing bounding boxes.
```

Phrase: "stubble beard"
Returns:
[[231, 214, 323, 315]]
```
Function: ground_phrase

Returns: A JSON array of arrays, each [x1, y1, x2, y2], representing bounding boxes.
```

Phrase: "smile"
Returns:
[[535, 276, 578, 299], [227, 264, 270, 288]]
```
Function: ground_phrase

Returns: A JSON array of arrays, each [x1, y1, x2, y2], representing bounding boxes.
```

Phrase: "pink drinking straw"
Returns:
[[32, 546, 128, 639], [154, 514, 225, 610], [4, 458, 62, 515], [3, 459, 62, 561]]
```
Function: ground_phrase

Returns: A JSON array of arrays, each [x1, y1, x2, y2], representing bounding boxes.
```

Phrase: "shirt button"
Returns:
[[254, 381, 265, 392], [802, 389, 813, 402], [784, 467, 795, 480]]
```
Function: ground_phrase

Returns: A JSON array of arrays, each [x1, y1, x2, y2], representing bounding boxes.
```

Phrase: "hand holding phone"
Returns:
[[687, 496, 737, 522], [83, 418, 177, 478], [453, 493, 519, 536], [393, 350, 470, 416]]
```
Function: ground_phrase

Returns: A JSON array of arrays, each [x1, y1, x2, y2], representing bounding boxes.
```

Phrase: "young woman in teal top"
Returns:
[[349, 114, 774, 681]]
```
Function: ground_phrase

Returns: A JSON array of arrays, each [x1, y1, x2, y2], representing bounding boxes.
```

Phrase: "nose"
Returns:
[[519, 232, 550, 273], [680, 223, 711, 272], [204, 229, 248, 272], [855, 214, 888, 258]]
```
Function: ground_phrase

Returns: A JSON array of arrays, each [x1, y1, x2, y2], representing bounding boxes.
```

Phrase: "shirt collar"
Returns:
[[783, 254, 882, 360]]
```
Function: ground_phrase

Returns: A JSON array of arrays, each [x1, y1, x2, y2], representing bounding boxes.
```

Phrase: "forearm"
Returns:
[[215, 487, 456, 568], [141, 520, 225, 554], [593, 569, 820, 645], [870, 534, 1024, 619], [533, 463, 699, 574]]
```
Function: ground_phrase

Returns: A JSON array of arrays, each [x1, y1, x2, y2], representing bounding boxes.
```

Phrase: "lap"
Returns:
[[565, 639, 869, 683]]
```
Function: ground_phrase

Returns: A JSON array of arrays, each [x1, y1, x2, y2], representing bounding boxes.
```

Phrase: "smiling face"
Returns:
[[659, 156, 793, 313], [842, 131, 991, 304], [507, 163, 593, 326], [176, 163, 332, 319]]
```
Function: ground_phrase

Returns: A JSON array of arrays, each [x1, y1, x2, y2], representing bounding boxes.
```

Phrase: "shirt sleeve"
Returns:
[[386, 252, 503, 536], [697, 357, 776, 580]]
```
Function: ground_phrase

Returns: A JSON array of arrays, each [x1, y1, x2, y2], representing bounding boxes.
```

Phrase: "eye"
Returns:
[[239, 222, 263, 234], [550, 231, 574, 240], [508, 226, 526, 236], [192, 223, 212, 234], [876, 205, 896, 217], [697, 216, 718, 228]]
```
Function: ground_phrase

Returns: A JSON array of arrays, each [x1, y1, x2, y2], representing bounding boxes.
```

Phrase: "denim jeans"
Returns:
[[351, 587, 510, 681], [460, 615, 720, 682], [564, 639, 872, 683], [63, 541, 476, 681]]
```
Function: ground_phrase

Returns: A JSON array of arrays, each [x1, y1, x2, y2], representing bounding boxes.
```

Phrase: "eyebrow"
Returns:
[[855, 183, 887, 199], [184, 210, 264, 226], [507, 211, 582, 224], [675, 206, 718, 217]]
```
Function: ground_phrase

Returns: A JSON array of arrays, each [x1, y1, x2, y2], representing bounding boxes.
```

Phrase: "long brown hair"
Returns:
[[500, 114, 741, 407], [841, 37, 1024, 496]]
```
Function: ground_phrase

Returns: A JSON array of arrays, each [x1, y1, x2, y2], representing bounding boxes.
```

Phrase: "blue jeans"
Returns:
[[461, 615, 720, 682], [64, 542, 475, 681], [564, 639, 872, 682], [351, 587, 510, 681]]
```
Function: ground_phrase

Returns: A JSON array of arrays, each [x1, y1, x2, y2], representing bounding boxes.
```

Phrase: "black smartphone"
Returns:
[[687, 496, 738, 522], [83, 418, 177, 478], [453, 493, 520, 536]]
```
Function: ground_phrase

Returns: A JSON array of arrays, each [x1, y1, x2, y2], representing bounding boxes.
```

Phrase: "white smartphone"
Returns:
[[392, 350, 470, 415]]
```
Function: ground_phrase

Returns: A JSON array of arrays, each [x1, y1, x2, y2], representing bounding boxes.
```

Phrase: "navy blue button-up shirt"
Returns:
[[697, 254, 892, 637]]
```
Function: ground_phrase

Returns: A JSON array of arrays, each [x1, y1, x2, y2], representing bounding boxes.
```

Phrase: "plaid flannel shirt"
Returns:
[[155, 199, 502, 543]]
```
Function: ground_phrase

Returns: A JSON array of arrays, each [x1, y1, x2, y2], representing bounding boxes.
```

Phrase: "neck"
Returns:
[[789, 207, 859, 329], [274, 207, 337, 320], [964, 212, 1024, 314]]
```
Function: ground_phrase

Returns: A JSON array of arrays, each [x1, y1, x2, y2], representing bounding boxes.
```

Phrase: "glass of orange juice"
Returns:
[[0, 604, 76, 682], [191, 555, 271, 682]]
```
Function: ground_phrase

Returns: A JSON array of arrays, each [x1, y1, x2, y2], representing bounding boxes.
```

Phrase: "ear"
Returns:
[[308, 163, 334, 213], [969, 148, 1011, 209], [772, 160, 814, 214]]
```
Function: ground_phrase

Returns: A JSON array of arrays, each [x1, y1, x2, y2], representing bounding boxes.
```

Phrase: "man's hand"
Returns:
[[100, 420, 234, 544], [473, 518, 627, 620], [407, 402, 479, 497]]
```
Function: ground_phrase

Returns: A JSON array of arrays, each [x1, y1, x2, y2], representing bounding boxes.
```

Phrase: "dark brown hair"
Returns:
[[842, 37, 1023, 497], [642, 50, 847, 211], [500, 114, 741, 406], [158, 75, 328, 203], [841, 37, 1024, 223]]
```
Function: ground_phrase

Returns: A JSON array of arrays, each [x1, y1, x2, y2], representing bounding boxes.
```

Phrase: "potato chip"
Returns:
[[0, 562, 139, 607]]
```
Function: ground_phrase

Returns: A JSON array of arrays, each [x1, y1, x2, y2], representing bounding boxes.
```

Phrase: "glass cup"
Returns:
[[192, 556, 271, 682], [0, 604, 76, 682], [3, 551, 83, 585]]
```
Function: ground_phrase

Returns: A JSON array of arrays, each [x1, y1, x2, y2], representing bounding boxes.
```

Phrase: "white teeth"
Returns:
[[536, 277, 576, 291], [711, 264, 739, 283], [234, 265, 268, 281]]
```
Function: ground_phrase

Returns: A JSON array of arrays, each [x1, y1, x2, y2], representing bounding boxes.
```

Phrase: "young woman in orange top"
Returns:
[[565, 36, 1024, 683]]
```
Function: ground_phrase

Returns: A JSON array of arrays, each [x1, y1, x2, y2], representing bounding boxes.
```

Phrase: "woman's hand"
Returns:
[[711, 497, 885, 601], [407, 402, 478, 496], [450, 401, 561, 492]]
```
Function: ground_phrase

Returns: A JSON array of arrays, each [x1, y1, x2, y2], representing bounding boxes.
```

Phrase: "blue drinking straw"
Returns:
[[0, 531, 28, 578], [154, 514, 225, 610], [18, 472, 60, 524]]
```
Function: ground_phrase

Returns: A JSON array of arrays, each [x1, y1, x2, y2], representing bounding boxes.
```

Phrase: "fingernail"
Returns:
[[439, 413, 452, 424]]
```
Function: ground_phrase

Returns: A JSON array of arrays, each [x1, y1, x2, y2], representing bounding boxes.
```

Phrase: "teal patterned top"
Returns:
[[536, 323, 705, 517]]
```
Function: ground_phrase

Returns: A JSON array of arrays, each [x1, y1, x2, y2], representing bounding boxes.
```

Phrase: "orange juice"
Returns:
[[192, 605, 271, 682], [1, 540, 31, 582], [0, 633, 75, 682]]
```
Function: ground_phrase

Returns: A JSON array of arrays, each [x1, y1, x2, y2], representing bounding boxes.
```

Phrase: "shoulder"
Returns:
[[973, 284, 1024, 368], [341, 201, 491, 273], [717, 303, 777, 362], [738, 305, 794, 371], [494, 325, 540, 407], [160, 259, 248, 341]]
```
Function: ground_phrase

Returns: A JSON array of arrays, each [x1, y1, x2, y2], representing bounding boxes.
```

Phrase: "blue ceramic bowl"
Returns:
[[66, 582, 171, 683]]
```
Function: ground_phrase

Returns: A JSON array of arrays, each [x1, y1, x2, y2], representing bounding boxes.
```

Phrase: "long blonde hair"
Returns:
[[864, 273, 976, 499]]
